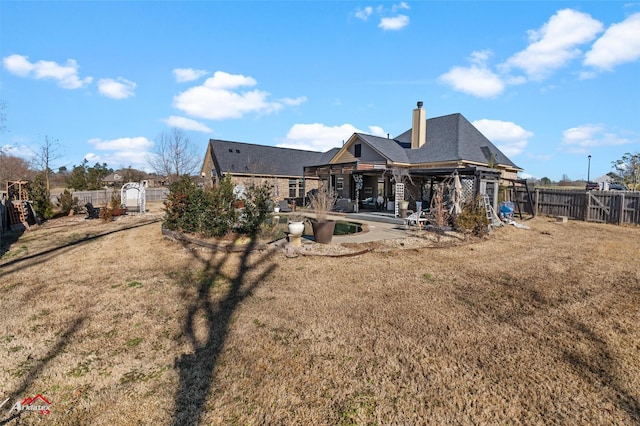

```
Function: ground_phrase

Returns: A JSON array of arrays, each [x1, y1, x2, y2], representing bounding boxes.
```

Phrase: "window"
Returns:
[[354, 144, 362, 158], [289, 179, 297, 198], [288, 179, 305, 198], [336, 177, 344, 191]]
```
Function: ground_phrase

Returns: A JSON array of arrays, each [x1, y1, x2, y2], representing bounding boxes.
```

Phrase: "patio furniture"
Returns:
[[278, 200, 292, 212], [404, 210, 429, 229]]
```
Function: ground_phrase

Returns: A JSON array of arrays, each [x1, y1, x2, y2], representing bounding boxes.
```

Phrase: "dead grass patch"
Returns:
[[0, 208, 638, 424]]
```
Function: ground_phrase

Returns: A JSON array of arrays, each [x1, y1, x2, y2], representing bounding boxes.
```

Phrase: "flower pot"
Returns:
[[312, 220, 336, 244], [287, 221, 305, 236], [398, 200, 409, 218]]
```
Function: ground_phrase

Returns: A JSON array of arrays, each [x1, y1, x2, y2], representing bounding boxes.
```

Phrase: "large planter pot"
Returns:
[[398, 200, 409, 218], [312, 220, 336, 244], [287, 221, 305, 236]]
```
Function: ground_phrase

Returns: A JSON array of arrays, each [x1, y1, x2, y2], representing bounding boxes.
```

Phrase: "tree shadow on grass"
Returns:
[[455, 278, 640, 423], [171, 237, 278, 425], [0, 219, 160, 276], [0, 227, 25, 260], [0, 314, 88, 425]]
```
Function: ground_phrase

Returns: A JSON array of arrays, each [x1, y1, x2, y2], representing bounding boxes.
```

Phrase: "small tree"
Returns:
[[30, 173, 54, 220], [454, 196, 490, 237]]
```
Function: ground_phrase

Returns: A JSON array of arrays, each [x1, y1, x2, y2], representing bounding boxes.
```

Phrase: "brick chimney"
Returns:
[[411, 101, 426, 149]]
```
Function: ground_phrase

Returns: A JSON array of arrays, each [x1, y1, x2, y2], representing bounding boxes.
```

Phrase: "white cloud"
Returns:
[[584, 13, 640, 71], [472, 119, 533, 157], [3, 54, 92, 89], [277, 123, 364, 152], [98, 78, 136, 99], [561, 124, 633, 150], [206, 71, 257, 89], [86, 136, 154, 169], [89, 136, 153, 151], [354, 4, 410, 30], [84, 151, 150, 171], [518, 172, 537, 180], [163, 116, 212, 133], [355, 6, 373, 21], [501, 9, 603, 80], [279, 96, 308, 106], [1, 144, 36, 160], [173, 70, 302, 120], [439, 64, 505, 98], [392, 2, 410, 12], [173, 68, 208, 83], [368, 125, 386, 137], [379, 15, 409, 30]]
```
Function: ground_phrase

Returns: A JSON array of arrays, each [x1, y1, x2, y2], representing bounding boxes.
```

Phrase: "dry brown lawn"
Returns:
[[1, 203, 639, 425]]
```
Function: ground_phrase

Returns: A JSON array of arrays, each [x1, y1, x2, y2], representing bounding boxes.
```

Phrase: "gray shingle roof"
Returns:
[[356, 134, 409, 163], [393, 113, 520, 169], [209, 139, 329, 177]]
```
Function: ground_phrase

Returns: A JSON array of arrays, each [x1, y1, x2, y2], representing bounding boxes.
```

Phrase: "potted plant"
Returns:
[[109, 192, 126, 216], [287, 214, 306, 236], [309, 185, 336, 244]]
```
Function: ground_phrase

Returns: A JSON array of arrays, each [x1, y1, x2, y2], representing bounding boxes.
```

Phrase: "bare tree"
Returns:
[[32, 135, 62, 193], [0, 152, 32, 189], [147, 128, 199, 183]]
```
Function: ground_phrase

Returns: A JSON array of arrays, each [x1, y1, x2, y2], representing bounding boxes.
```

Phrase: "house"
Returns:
[[201, 139, 336, 205], [304, 102, 521, 210], [201, 101, 522, 211]]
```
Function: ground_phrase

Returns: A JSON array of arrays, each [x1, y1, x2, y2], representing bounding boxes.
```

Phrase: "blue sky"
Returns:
[[1, 1, 639, 181]]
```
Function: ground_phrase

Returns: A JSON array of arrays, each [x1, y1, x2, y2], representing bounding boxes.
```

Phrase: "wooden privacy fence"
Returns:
[[507, 188, 640, 225], [50, 188, 169, 207]]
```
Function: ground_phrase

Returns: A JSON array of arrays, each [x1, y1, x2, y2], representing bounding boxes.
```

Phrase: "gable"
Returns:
[[331, 134, 389, 164]]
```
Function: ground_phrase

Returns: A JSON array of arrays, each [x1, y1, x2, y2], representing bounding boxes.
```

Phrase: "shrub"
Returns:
[[454, 197, 490, 237], [163, 175, 239, 238], [200, 175, 237, 238], [240, 181, 273, 235], [110, 192, 122, 210], [58, 189, 79, 215]]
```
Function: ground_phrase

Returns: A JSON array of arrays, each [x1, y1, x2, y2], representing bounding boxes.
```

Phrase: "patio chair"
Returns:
[[278, 200, 292, 212], [85, 203, 100, 219], [404, 210, 429, 229]]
